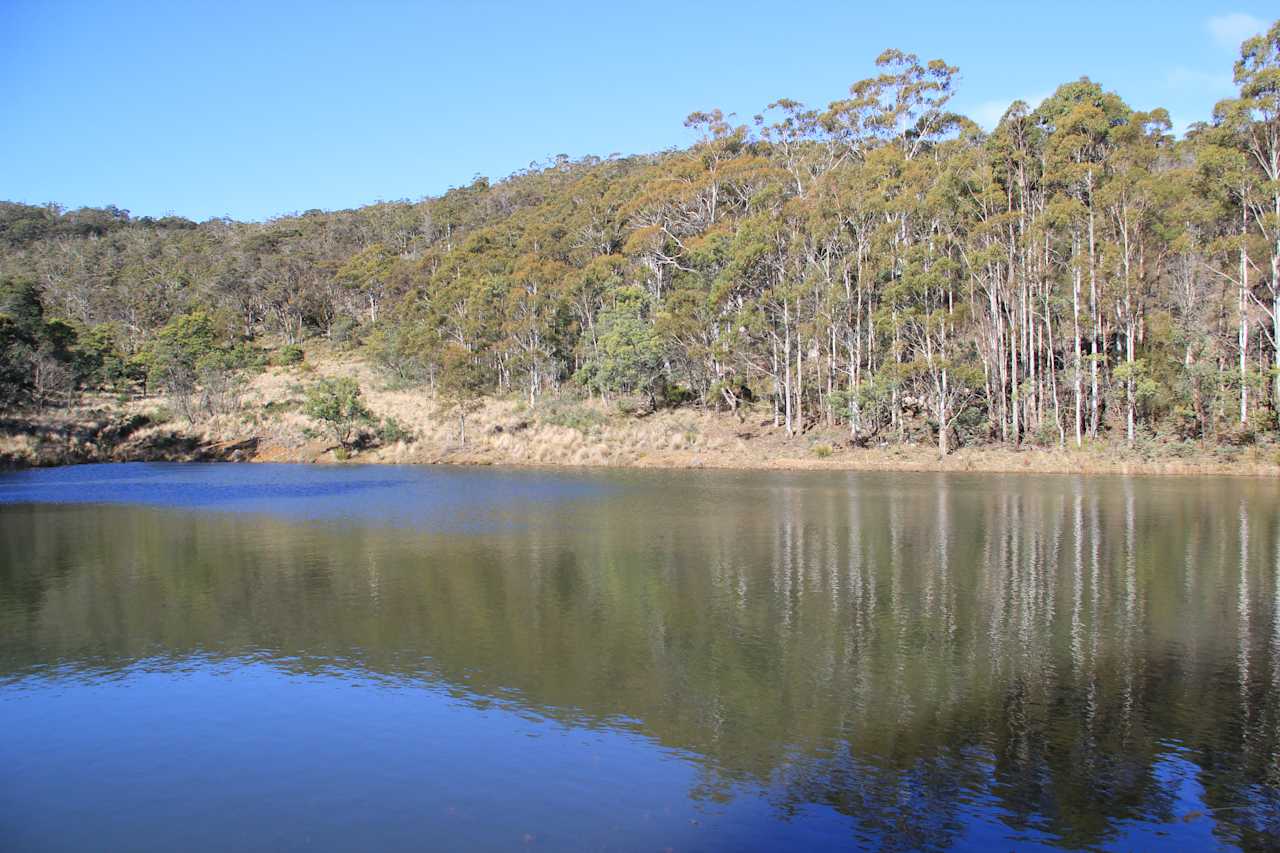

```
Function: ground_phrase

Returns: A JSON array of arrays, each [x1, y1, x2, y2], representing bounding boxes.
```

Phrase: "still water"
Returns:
[[1, 463, 1278, 851]]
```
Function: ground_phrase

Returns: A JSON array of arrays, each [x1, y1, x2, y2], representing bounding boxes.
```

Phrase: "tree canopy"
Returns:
[[4, 22, 1280, 455]]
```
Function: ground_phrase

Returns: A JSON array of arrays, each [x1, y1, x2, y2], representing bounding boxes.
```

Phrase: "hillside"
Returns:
[[3, 343, 1278, 477], [3, 28, 1280, 467]]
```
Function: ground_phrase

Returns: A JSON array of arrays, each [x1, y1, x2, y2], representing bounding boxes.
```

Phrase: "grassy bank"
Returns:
[[4, 348, 1279, 478]]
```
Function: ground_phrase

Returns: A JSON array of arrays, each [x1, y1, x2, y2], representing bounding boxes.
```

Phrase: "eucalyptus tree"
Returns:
[[335, 243, 399, 326], [1038, 80, 1131, 439], [1099, 110, 1173, 443], [4, 22, 1280, 453], [1223, 21, 1280, 412]]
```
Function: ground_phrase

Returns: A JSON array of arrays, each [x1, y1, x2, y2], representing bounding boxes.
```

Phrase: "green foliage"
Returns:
[[437, 345, 490, 445], [272, 344, 305, 367], [0, 277, 45, 337], [304, 377, 373, 449], [660, 384, 696, 408], [852, 372, 902, 441], [366, 324, 433, 386], [41, 319, 78, 356], [77, 323, 127, 388], [0, 277, 99, 407], [577, 286, 663, 400], [143, 311, 220, 392], [1248, 407, 1277, 436], [0, 314, 32, 406], [224, 342, 268, 371], [1112, 359, 1159, 404], [438, 345, 487, 401], [376, 416, 414, 445], [150, 311, 219, 367], [330, 316, 361, 348], [828, 389, 854, 421], [2, 25, 1280, 457], [335, 243, 399, 325], [614, 397, 640, 416], [133, 311, 249, 420]]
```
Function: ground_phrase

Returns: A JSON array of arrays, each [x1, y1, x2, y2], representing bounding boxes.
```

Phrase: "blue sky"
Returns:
[[0, 1, 1272, 222]]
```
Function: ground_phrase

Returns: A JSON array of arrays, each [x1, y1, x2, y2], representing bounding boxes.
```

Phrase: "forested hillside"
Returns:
[[3, 23, 1280, 457]]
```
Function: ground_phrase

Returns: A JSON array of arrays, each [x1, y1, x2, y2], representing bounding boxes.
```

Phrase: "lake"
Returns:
[[1, 463, 1278, 851]]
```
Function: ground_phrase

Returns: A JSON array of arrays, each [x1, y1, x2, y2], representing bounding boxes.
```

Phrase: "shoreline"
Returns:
[[3, 417, 1277, 480], [4, 355, 1278, 480]]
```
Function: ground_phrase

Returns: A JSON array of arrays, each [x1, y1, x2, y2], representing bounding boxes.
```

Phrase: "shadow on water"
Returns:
[[2, 464, 1279, 850]]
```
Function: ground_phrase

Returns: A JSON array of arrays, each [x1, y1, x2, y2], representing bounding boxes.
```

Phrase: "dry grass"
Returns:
[[5, 343, 1279, 478]]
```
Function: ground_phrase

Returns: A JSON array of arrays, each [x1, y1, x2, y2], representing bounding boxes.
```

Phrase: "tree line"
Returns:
[[2, 22, 1279, 455]]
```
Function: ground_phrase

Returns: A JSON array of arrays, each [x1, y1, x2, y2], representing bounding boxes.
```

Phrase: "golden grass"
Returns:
[[205, 358, 1280, 477], [4, 343, 1278, 478]]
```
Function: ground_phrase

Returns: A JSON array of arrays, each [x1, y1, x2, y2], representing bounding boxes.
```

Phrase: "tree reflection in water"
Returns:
[[1, 469, 1278, 850]]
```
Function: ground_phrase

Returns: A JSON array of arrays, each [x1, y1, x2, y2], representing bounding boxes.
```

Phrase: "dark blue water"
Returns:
[[2, 463, 1278, 851], [0, 461, 603, 528]]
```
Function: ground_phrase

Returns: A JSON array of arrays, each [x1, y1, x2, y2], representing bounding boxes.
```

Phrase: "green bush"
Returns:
[[1248, 407, 1277, 435], [226, 342, 268, 370], [78, 323, 127, 388], [377, 416, 414, 444], [660, 383, 696, 409], [147, 311, 218, 370], [304, 377, 372, 449], [272, 344, 305, 366]]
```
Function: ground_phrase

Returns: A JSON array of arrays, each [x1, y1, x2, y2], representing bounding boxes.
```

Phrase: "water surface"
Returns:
[[2, 463, 1278, 851]]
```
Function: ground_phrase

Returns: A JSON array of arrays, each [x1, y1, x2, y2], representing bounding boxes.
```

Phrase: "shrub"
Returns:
[[78, 323, 127, 389], [377, 416, 414, 445], [1222, 423, 1256, 447], [1029, 419, 1061, 448], [1248, 407, 1277, 435], [304, 377, 372, 450], [660, 384, 696, 409], [273, 344, 305, 366], [811, 443, 833, 459], [330, 316, 360, 348], [226, 342, 269, 371], [146, 311, 219, 377]]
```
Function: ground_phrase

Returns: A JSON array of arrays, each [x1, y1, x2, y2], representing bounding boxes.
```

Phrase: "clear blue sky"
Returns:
[[1, 1, 1272, 222]]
